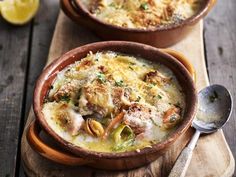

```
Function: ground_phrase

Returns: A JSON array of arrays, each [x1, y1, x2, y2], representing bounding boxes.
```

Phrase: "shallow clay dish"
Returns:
[[28, 41, 197, 170], [60, 0, 216, 47]]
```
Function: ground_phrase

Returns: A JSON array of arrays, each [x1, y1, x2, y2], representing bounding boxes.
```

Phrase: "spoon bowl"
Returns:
[[193, 84, 233, 134], [169, 84, 233, 177]]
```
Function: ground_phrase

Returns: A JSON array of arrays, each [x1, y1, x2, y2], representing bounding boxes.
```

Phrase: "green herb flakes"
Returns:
[[129, 62, 136, 65], [148, 83, 156, 89], [60, 95, 70, 103], [175, 102, 181, 107], [97, 72, 106, 83], [135, 96, 141, 102], [151, 118, 159, 126], [129, 66, 134, 70], [115, 80, 124, 87], [140, 3, 149, 10], [109, 2, 116, 7], [157, 94, 162, 99]]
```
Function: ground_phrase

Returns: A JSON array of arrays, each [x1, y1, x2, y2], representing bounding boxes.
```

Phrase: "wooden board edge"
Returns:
[[199, 21, 210, 87], [220, 131, 235, 177]]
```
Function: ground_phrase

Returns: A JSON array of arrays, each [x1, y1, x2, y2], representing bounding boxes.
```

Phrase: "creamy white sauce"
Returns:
[[43, 51, 185, 152]]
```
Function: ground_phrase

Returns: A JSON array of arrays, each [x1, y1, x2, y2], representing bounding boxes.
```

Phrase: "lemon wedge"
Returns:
[[0, 0, 39, 25]]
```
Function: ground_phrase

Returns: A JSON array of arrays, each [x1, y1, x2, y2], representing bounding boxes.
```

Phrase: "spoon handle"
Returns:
[[168, 130, 201, 177]]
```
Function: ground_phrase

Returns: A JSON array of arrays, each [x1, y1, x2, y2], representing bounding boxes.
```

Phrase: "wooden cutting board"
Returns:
[[21, 11, 235, 177]]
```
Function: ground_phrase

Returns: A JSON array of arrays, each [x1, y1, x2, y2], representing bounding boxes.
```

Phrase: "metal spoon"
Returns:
[[168, 85, 233, 177]]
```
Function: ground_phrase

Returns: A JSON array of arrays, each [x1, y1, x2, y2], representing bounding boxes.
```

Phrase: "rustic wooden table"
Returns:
[[0, 0, 235, 177]]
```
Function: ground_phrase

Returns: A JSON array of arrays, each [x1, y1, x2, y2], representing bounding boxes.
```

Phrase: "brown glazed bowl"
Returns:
[[60, 0, 216, 47], [29, 41, 197, 170]]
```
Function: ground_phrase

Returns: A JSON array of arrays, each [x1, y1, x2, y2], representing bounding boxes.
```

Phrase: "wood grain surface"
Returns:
[[0, 18, 31, 177], [19, 1, 60, 176], [23, 0, 59, 123], [204, 1, 236, 169], [20, 11, 235, 177]]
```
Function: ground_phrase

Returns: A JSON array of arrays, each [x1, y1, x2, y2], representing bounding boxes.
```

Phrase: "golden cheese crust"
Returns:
[[42, 51, 185, 152], [81, 0, 202, 29]]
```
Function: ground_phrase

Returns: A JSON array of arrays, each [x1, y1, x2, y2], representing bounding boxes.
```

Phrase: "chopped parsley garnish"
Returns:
[[140, 3, 149, 10], [175, 102, 181, 107], [97, 72, 106, 83], [135, 96, 141, 102], [49, 85, 54, 90], [128, 66, 134, 70], [109, 2, 120, 10], [115, 80, 124, 87], [109, 2, 116, 7], [60, 95, 70, 103], [151, 118, 159, 126], [209, 90, 218, 103], [157, 94, 162, 99], [129, 62, 136, 65], [95, 58, 99, 61], [148, 83, 156, 89]]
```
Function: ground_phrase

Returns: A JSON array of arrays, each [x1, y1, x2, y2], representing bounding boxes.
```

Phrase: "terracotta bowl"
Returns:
[[60, 0, 216, 47], [28, 41, 197, 170]]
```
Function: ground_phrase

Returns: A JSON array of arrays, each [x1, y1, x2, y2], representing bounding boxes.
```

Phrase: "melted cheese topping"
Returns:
[[43, 51, 185, 152], [81, 0, 202, 29]]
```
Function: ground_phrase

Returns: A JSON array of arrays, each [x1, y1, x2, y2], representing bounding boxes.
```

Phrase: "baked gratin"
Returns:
[[81, 0, 202, 29], [43, 51, 185, 152]]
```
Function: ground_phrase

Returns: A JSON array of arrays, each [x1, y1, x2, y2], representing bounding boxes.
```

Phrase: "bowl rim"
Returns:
[[33, 41, 197, 159], [72, 0, 213, 33]]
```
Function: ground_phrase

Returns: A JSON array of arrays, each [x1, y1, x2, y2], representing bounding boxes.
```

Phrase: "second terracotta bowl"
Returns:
[[29, 41, 197, 170], [60, 0, 216, 47]]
